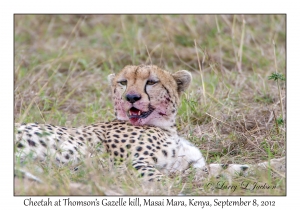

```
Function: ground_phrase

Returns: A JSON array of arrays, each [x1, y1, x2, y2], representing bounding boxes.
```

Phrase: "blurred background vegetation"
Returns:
[[14, 15, 286, 195]]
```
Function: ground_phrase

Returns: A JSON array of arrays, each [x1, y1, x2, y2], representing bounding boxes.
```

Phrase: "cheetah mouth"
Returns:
[[127, 107, 154, 121]]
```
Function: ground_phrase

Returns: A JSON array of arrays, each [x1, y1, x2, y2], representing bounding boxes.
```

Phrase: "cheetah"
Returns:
[[15, 65, 285, 183]]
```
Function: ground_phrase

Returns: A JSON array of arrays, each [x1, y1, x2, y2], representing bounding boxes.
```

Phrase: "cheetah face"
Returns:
[[108, 65, 192, 128]]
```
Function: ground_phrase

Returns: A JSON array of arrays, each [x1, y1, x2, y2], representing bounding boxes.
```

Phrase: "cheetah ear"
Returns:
[[172, 70, 192, 93], [107, 73, 115, 85]]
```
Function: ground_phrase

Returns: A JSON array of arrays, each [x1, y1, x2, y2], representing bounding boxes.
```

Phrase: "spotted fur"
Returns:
[[15, 65, 285, 182]]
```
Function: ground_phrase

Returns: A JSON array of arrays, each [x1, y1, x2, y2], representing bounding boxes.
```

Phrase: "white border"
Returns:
[[1, 0, 298, 209]]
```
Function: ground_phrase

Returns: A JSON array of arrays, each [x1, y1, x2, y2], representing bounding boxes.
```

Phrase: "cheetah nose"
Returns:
[[126, 94, 141, 103]]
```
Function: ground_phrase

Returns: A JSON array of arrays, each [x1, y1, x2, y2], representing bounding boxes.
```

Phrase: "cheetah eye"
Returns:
[[118, 80, 127, 86], [146, 80, 158, 85]]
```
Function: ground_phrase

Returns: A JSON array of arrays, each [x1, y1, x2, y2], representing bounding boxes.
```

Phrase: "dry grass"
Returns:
[[14, 14, 286, 195]]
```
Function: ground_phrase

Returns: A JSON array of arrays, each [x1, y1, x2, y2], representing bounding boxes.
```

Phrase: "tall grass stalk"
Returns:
[[194, 40, 206, 105], [272, 40, 284, 120]]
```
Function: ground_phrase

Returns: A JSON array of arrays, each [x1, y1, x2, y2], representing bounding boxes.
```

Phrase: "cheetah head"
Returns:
[[108, 65, 192, 129]]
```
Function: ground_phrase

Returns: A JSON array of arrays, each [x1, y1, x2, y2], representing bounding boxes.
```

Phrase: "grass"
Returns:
[[14, 14, 286, 195]]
